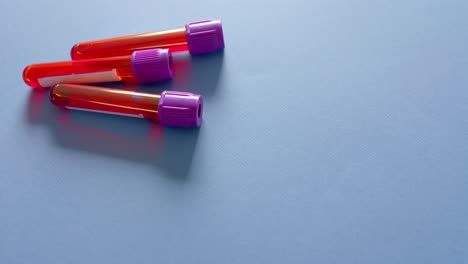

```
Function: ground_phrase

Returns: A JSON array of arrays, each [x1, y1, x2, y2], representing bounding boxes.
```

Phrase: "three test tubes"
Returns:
[[23, 20, 225, 128]]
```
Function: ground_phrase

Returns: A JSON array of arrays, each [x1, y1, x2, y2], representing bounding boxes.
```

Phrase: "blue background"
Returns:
[[1, 0, 467, 263]]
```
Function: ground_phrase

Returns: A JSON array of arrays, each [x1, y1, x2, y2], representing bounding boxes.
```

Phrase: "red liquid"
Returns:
[[50, 84, 161, 121], [23, 55, 135, 89], [71, 28, 188, 60]]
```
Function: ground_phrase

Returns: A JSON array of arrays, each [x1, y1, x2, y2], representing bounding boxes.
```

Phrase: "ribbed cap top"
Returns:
[[157, 91, 203, 128], [185, 20, 225, 55], [131, 48, 173, 83]]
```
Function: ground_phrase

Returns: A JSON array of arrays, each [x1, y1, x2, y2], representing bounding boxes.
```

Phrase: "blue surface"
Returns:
[[1, 0, 467, 263]]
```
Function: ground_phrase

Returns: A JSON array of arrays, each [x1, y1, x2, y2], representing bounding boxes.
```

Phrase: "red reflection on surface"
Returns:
[[26, 88, 48, 123], [56, 109, 164, 152]]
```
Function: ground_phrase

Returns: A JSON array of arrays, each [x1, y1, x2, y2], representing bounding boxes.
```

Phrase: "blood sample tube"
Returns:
[[71, 20, 224, 60], [23, 48, 172, 89], [50, 84, 203, 128]]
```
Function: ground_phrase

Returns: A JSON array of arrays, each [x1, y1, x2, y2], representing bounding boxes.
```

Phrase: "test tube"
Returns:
[[23, 49, 172, 89], [50, 84, 203, 128], [71, 20, 224, 60]]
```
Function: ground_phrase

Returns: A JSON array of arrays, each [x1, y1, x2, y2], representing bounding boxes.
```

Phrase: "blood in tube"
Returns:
[[71, 20, 224, 60], [23, 48, 172, 89], [50, 84, 203, 128]]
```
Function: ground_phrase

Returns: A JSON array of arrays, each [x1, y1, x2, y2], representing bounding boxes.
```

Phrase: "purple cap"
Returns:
[[185, 20, 225, 55], [158, 91, 203, 128], [131, 48, 173, 83]]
